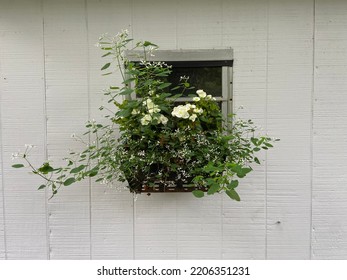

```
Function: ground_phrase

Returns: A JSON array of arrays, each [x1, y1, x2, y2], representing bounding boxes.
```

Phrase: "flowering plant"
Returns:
[[12, 30, 277, 200]]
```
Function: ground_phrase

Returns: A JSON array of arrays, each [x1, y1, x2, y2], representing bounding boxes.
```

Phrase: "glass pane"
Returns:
[[167, 66, 222, 97]]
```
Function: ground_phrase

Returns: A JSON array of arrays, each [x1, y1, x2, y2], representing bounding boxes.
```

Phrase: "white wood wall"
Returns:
[[0, 0, 346, 259]]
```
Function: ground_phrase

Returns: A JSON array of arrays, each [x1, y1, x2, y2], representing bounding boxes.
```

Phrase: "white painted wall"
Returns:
[[0, 0, 346, 259]]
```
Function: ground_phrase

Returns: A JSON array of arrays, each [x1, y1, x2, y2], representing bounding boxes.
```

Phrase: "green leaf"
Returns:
[[38, 163, 54, 174], [237, 167, 252, 178], [38, 184, 46, 190], [12, 164, 24, 168], [102, 52, 112, 57], [227, 180, 239, 189], [157, 82, 171, 89], [143, 41, 157, 47], [192, 190, 205, 198], [207, 184, 220, 195], [251, 137, 258, 146], [226, 189, 241, 201], [101, 62, 111, 70], [70, 165, 86, 174], [102, 72, 113, 76], [254, 157, 260, 164], [119, 88, 134, 95], [88, 170, 98, 177], [264, 142, 273, 148], [63, 178, 76, 186]]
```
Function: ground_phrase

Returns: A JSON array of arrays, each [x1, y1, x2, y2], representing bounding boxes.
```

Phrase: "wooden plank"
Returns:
[[0, 106, 5, 259], [0, 0, 48, 259], [266, 0, 313, 259], [43, 0, 90, 259], [312, 0, 347, 259], [221, 0, 268, 259], [86, 0, 134, 259], [175, 0, 224, 259], [177, 0, 223, 49], [0, 32, 6, 259], [131, 0, 180, 259], [132, 0, 178, 49]]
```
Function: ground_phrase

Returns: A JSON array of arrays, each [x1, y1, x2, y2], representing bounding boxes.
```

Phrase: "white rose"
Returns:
[[193, 97, 200, 102], [196, 89, 207, 98], [206, 95, 212, 100], [172, 105, 190, 119]]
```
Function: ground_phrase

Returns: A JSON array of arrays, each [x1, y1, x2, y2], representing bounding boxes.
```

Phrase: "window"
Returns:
[[124, 49, 233, 118]]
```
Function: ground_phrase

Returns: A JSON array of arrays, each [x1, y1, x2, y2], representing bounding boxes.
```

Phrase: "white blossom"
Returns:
[[131, 109, 140, 115], [193, 97, 200, 102], [196, 89, 207, 98], [189, 114, 198, 122], [140, 114, 152, 125], [193, 108, 203, 114], [158, 114, 168, 125], [171, 105, 190, 119], [143, 98, 160, 114]]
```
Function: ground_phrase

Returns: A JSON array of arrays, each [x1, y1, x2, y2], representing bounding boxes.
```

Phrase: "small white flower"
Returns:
[[144, 98, 160, 114], [11, 152, 21, 160], [189, 114, 198, 122], [206, 95, 212, 100], [193, 108, 203, 114], [193, 97, 200, 102], [196, 89, 207, 98], [140, 114, 152, 125], [158, 114, 168, 125], [185, 103, 194, 109], [131, 109, 140, 115]]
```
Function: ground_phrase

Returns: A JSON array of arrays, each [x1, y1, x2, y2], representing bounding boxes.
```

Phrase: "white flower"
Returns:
[[148, 106, 160, 114], [140, 114, 152, 125], [193, 108, 203, 114], [185, 103, 195, 109], [158, 114, 168, 125], [11, 152, 21, 160], [189, 114, 198, 122], [171, 105, 190, 119], [131, 109, 140, 115], [193, 97, 200, 102], [206, 95, 212, 100], [144, 98, 160, 114], [196, 89, 207, 98]]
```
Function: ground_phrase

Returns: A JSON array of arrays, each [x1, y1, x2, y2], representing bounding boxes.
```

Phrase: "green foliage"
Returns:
[[12, 29, 278, 200]]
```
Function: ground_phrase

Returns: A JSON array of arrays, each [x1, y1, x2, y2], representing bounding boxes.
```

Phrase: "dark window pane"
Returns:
[[167, 67, 222, 97]]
